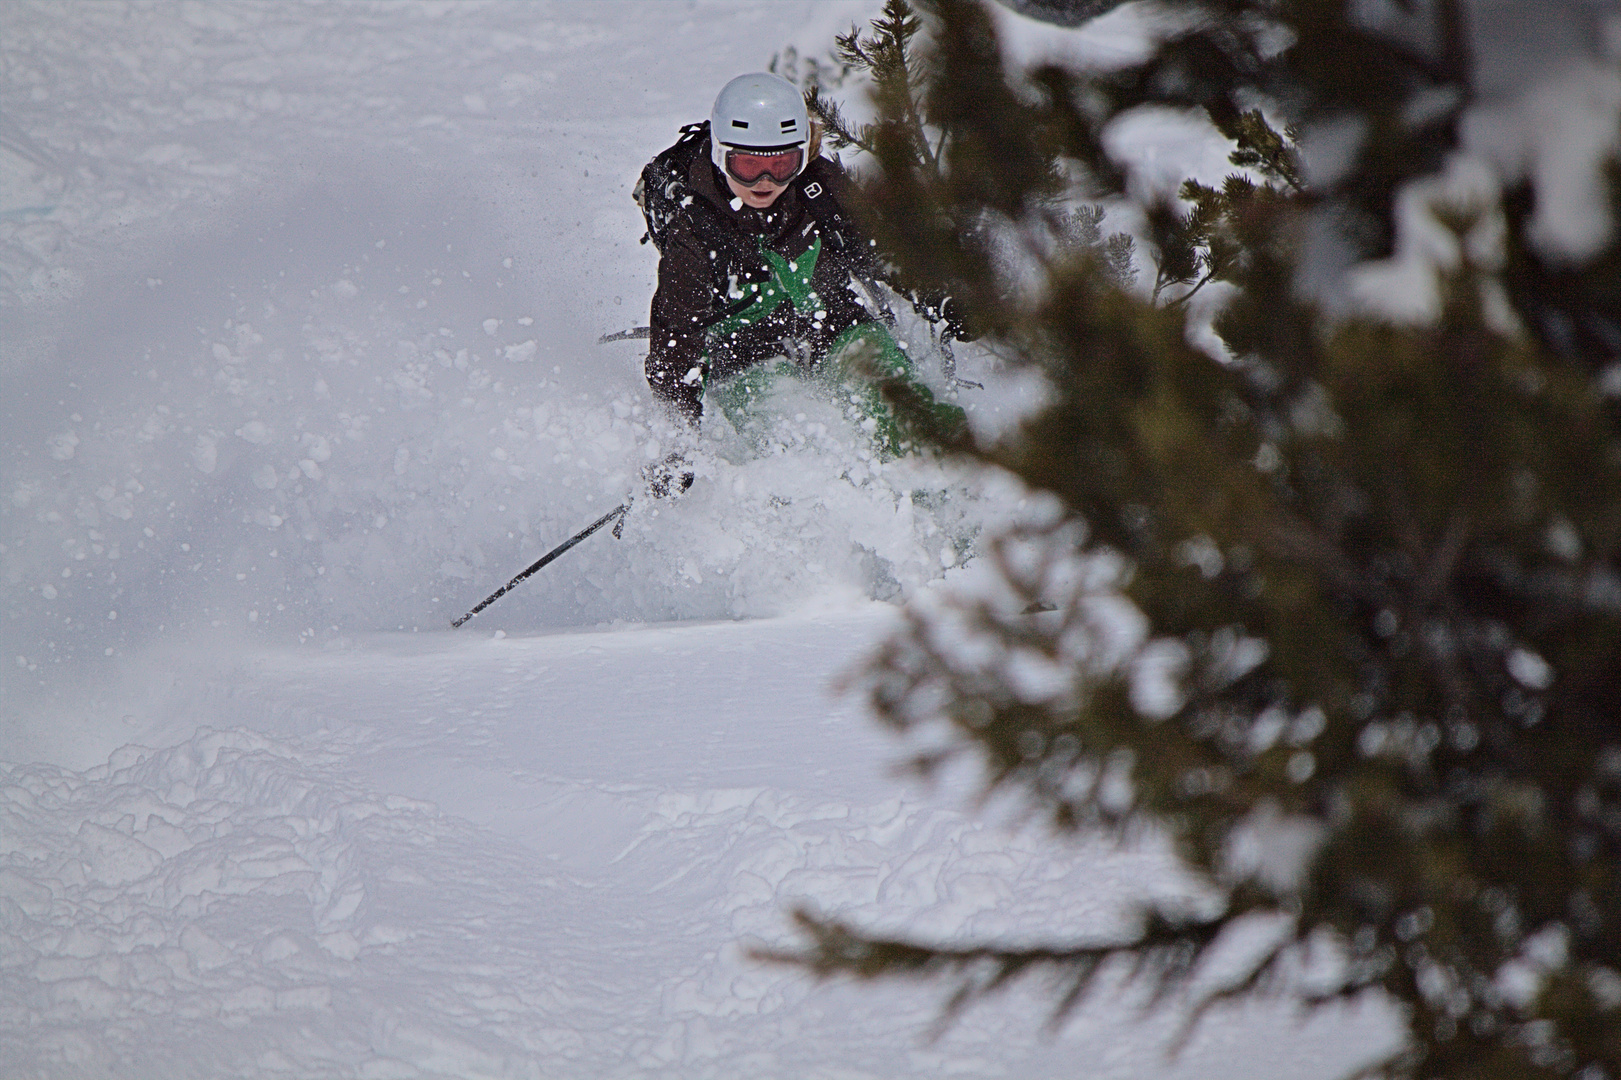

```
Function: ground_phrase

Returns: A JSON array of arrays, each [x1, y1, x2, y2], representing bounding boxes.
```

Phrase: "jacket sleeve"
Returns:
[[816, 158, 965, 335], [646, 221, 715, 426]]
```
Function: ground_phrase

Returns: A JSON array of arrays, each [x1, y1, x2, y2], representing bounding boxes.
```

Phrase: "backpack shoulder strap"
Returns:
[[797, 158, 868, 265]]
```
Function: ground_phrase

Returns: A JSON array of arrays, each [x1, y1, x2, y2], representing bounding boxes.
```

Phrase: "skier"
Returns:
[[635, 71, 971, 496]]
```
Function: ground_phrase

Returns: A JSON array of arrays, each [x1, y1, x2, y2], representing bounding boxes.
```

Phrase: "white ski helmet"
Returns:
[[709, 72, 809, 180]]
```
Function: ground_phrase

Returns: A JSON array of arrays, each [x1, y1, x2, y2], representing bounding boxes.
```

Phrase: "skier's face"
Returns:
[[726, 172, 787, 209]]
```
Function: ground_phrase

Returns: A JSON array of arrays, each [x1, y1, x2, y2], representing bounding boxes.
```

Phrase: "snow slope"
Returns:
[[2, 2, 1396, 1076], [1, 611, 1392, 1080]]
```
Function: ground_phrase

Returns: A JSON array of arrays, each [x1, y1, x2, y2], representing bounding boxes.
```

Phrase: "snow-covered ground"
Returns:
[[2, 3, 1396, 1076]]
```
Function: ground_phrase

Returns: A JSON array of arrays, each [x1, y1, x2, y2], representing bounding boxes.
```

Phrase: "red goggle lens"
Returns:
[[724, 147, 803, 186]]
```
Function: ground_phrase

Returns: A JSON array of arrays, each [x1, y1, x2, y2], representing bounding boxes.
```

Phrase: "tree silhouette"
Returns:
[[764, 1, 1621, 1076]]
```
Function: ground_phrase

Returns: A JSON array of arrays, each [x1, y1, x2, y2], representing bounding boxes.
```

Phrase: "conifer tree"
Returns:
[[767, 2, 1621, 1076]]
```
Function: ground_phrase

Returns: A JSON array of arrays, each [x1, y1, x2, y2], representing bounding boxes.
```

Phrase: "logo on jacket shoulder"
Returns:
[[803, 182, 823, 199]]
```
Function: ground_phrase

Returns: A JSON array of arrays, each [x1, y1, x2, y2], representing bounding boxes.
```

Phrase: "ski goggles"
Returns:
[[723, 145, 803, 186]]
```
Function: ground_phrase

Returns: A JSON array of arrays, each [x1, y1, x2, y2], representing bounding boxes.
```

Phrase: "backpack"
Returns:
[[632, 122, 711, 254]]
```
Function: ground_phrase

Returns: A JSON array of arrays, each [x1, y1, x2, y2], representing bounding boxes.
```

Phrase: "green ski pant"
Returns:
[[708, 323, 965, 458]]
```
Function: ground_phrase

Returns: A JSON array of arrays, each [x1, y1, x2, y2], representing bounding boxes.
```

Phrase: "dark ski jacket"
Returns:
[[645, 128, 883, 425]]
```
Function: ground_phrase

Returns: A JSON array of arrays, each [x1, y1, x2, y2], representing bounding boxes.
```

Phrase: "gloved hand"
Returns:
[[939, 296, 977, 342], [643, 451, 694, 499]]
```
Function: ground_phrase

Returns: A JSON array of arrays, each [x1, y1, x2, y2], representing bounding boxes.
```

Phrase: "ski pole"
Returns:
[[598, 326, 650, 343], [938, 335, 982, 391], [451, 502, 630, 629]]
